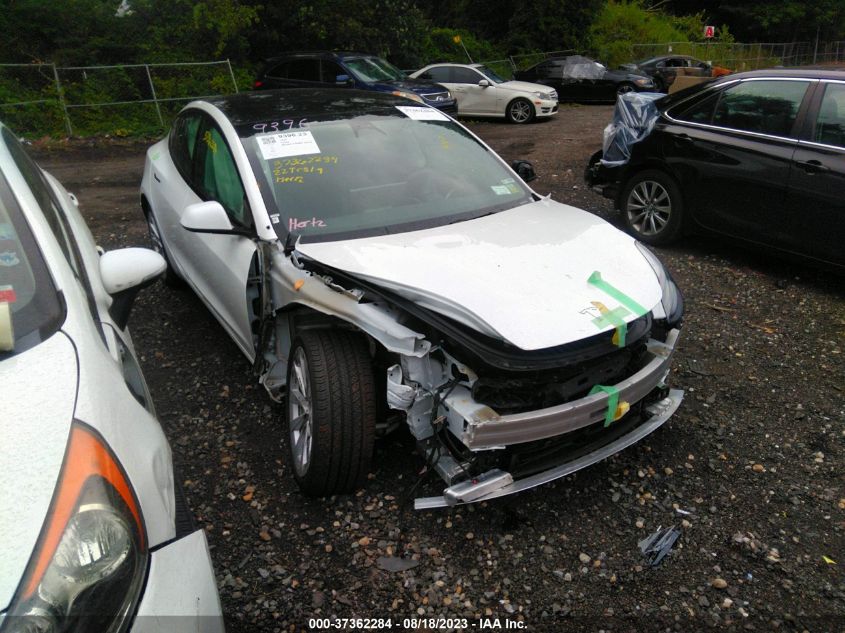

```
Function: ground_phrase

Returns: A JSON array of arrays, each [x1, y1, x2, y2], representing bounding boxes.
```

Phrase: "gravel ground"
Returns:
[[33, 104, 845, 632]]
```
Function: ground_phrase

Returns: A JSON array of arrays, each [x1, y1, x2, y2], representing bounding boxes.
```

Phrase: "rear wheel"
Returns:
[[620, 170, 684, 245], [506, 98, 535, 124], [143, 205, 184, 287], [286, 330, 376, 496]]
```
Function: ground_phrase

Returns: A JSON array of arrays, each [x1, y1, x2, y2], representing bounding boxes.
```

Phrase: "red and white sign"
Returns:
[[704, 25, 715, 39]]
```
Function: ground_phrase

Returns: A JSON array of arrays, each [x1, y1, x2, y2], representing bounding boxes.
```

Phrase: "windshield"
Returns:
[[477, 65, 506, 84], [345, 57, 406, 83], [239, 105, 532, 242], [0, 165, 63, 357]]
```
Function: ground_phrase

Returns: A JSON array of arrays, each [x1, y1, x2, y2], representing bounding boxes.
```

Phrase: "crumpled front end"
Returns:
[[383, 315, 683, 509]]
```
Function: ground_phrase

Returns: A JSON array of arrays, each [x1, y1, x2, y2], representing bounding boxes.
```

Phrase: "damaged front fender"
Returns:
[[270, 249, 430, 358]]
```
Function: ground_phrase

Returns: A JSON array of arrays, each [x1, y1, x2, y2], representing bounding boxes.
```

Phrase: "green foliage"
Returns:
[[589, 0, 705, 67], [420, 29, 506, 67]]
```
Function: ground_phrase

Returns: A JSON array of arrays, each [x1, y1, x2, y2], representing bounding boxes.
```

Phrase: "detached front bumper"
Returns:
[[415, 329, 683, 509], [130, 529, 224, 633]]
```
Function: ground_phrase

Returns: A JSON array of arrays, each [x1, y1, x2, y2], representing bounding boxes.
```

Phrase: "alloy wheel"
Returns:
[[146, 214, 164, 254], [288, 347, 314, 477], [509, 100, 532, 123], [626, 180, 672, 236]]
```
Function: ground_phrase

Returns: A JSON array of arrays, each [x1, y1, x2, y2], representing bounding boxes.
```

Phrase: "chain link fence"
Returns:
[[0, 60, 238, 137], [629, 41, 816, 71]]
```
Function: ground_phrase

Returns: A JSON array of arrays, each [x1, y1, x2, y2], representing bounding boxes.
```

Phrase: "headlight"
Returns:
[[391, 90, 424, 103], [635, 242, 683, 326], [2, 423, 147, 633], [634, 77, 653, 87], [445, 90, 453, 100]]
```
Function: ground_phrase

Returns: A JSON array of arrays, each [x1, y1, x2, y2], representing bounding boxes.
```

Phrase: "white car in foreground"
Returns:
[[409, 63, 558, 123], [140, 90, 683, 509], [0, 124, 223, 632]]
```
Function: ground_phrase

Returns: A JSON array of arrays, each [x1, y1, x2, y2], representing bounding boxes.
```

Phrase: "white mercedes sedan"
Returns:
[[409, 63, 558, 123], [140, 89, 684, 509], [0, 123, 224, 632]]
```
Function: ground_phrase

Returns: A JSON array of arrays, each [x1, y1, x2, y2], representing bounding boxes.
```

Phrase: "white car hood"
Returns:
[[501, 80, 556, 94], [0, 332, 77, 610], [297, 198, 663, 350]]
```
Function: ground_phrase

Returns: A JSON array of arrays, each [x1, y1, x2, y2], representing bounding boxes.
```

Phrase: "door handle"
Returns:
[[153, 172, 161, 183], [796, 159, 830, 173], [676, 134, 694, 145]]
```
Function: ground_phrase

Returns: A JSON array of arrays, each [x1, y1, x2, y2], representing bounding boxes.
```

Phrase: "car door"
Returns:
[[148, 109, 202, 277], [177, 114, 259, 359], [449, 66, 496, 115], [785, 80, 845, 265], [663, 78, 814, 248]]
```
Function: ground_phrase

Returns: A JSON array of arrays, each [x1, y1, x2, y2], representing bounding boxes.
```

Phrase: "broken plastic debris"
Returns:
[[823, 555, 836, 564], [377, 556, 419, 572], [638, 525, 681, 567]]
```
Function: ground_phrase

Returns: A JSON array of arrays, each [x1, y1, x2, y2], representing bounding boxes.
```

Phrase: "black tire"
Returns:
[[142, 201, 184, 288], [286, 330, 376, 496], [620, 169, 684, 246], [506, 98, 535, 124], [616, 82, 636, 96]]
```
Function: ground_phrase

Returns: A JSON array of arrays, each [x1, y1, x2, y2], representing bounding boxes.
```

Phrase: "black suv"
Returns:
[[254, 51, 458, 113]]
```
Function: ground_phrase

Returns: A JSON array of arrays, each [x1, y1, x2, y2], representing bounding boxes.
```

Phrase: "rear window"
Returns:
[[0, 167, 64, 357]]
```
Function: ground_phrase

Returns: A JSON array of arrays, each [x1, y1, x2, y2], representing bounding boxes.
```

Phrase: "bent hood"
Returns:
[[0, 332, 77, 610], [297, 198, 663, 351]]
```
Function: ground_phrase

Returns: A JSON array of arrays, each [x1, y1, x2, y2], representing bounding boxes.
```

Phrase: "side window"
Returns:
[[267, 62, 287, 78], [712, 80, 810, 137], [196, 121, 251, 228], [3, 127, 103, 333], [425, 66, 452, 83], [286, 59, 321, 82], [452, 67, 482, 84], [813, 83, 845, 147], [169, 111, 202, 179], [672, 91, 720, 124], [321, 60, 347, 83]]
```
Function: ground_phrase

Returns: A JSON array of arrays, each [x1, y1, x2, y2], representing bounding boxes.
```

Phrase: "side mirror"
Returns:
[[478, 79, 490, 88], [336, 74, 353, 86], [181, 201, 235, 234], [511, 159, 537, 183], [100, 247, 166, 329]]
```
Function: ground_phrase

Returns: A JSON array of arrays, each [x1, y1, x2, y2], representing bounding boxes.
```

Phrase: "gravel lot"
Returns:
[[34, 104, 845, 632]]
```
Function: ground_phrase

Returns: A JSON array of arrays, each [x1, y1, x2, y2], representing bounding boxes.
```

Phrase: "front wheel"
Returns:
[[144, 206, 184, 288], [620, 170, 684, 245], [286, 330, 376, 496], [506, 98, 535, 124]]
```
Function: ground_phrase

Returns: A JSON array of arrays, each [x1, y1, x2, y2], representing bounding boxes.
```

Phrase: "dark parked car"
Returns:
[[514, 55, 655, 102], [254, 51, 457, 113], [620, 55, 714, 92], [585, 69, 845, 270]]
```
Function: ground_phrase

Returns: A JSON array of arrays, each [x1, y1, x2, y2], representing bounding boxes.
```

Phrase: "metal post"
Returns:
[[144, 64, 164, 127], [813, 25, 820, 64], [51, 63, 73, 137], [226, 59, 239, 93]]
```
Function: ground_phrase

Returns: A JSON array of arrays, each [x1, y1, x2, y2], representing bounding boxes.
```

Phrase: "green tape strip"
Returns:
[[589, 384, 619, 428], [588, 271, 648, 315], [591, 305, 630, 347]]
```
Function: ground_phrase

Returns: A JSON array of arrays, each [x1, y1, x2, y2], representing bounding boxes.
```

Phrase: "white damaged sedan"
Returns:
[[0, 123, 223, 632], [140, 89, 684, 508]]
